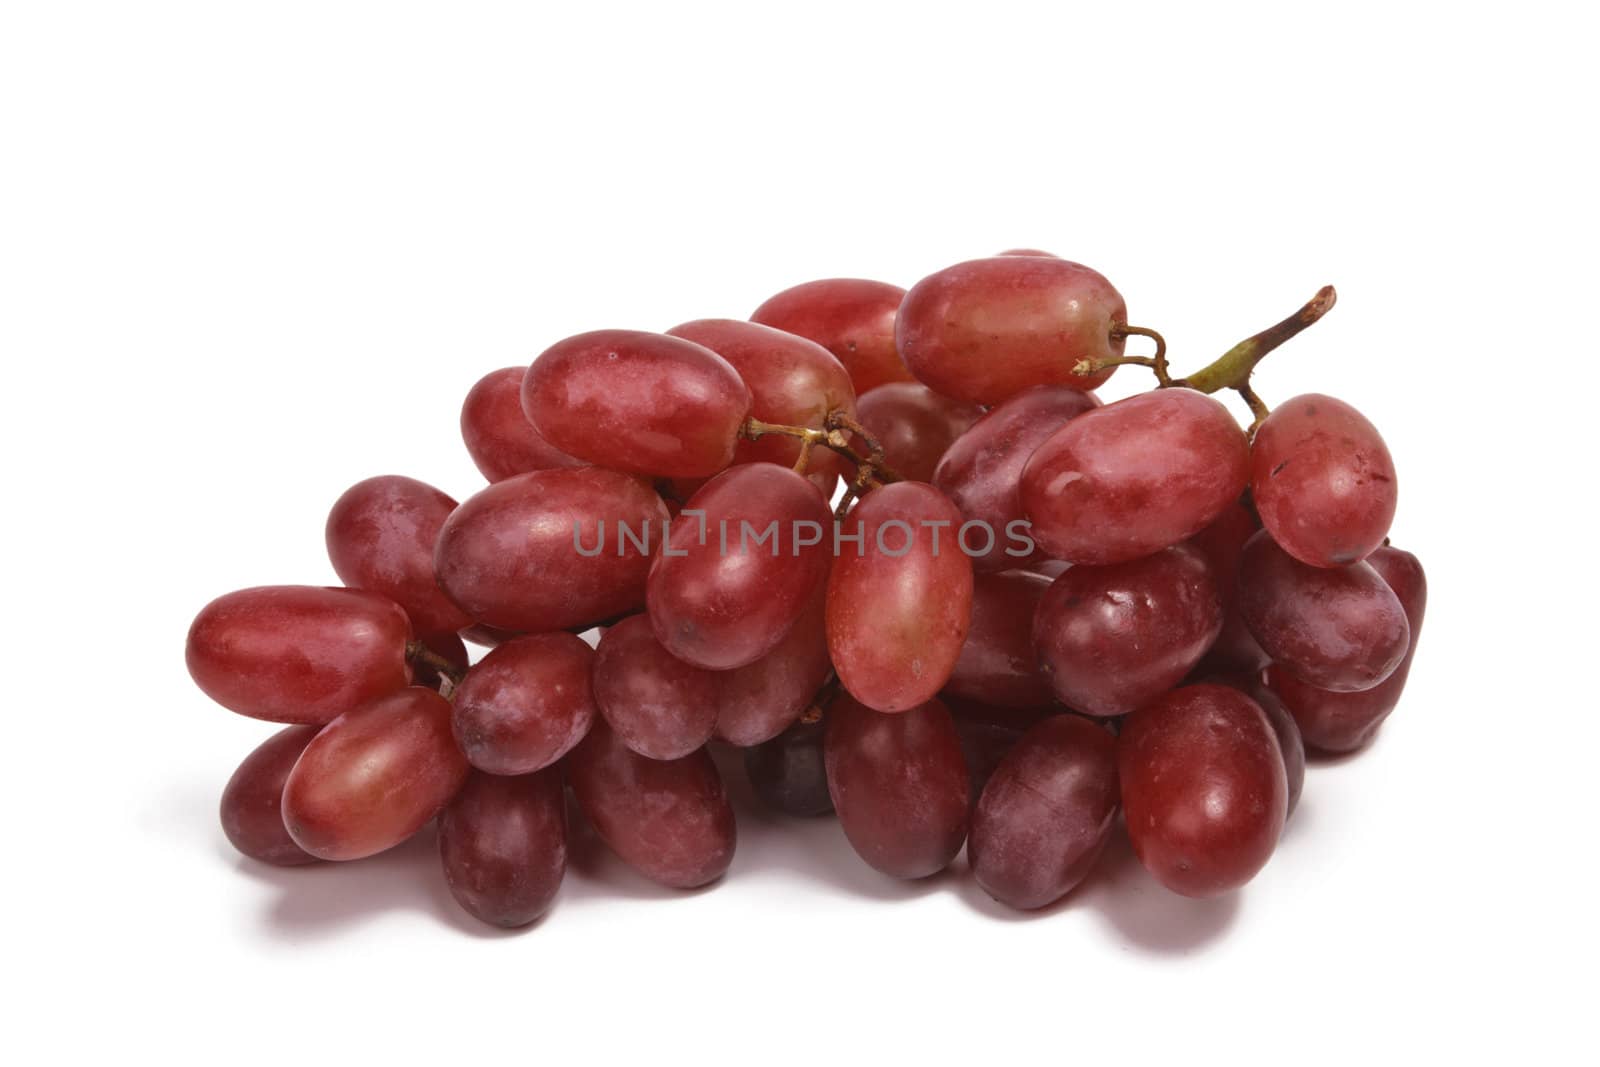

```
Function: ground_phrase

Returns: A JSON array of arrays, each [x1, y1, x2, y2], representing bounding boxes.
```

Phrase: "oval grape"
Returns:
[[1266, 544, 1426, 752], [451, 632, 597, 775], [1119, 684, 1287, 897], [896, 257, 1127, 404], [434, 467, 669, 633], [855, 382, 982, 483], [647, 463, 833, 670], [1251, 393, 1397, 567], [522, 329, 751, 478], [933, 384, 1098, 572], [326, 474, 473, 637], [750, 278, 911, 396], [969, 714, 1119, 909], [219, 724, 321, 866], [826, 482, 973, 712], [1238, 530, 1409, 692], [824, 695, 969, 879], [438, 769, 567, 928], [945, 569, 1054, 710], [666, 318, 856, 494], [1021, 388, 1250, 565], [592, 614, 719, 760], [566, 720, 736, 889], [1033, 544, 1223, 717], [282, 686, 468, 861], [186, 585, 412, 724], [460, 366, 583, 483], [745, 717, 833, 817]]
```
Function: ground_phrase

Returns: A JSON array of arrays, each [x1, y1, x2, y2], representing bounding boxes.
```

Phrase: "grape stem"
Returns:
[[1177, 286, 1338, 396], [741, 412, 902, 492], [406, 641, 466, 692], [1076, 324, 1171, 385]]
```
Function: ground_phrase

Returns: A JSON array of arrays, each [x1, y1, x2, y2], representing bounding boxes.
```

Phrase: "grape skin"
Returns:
[[434, 467, 669, 633], [282, 687, 469, 861], [1238, 530, 1409, 693], [854, 382, 982, 483], [1251, 393, 1397, 568], [460, 367, 583, 483], [1184, 501, 1272, 675], [439, 769, 567, 929], [826, 482, 974, 713], [824, 695, 970, 880], [646, 463, 833, 671], [219, 724, 321, 866], [186, 585, 412, 724], [566, 720, 736, 889], [521, 329, 752, 478], [933, 384, 1099, 572], [325, 474, 473, 637], [968, 714, 1119, 910], [1119, 684, 1287, 897], [896, 257, 1126, 404], [1266, 545, 1427, 753], [451, 632, 597, 775], [592, 615, 720, 761], [1033, 544, 1223, 718], [750, 278, 912, 396], [1021, 387, 1250, 566]]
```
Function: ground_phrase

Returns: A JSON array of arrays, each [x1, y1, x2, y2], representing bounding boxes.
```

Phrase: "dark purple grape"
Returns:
[[823, 695, 969, 879], [1238, 530, 1409, 692], [744, 717, 833, 817], [1033, 545, 1223, 717], [439, 769, 567, 928], [968, 714, 1119, 909]]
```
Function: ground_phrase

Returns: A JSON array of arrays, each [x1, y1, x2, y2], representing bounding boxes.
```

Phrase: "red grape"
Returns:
[[1266, 544, 1426, 753], [945, 570, 1054, 710], [460, 366, 583, 483], [451, 632, 596, 775], [646, 463, 833, 670], [854, 382, 982, 483], [1021, 388, 1250, 565], [827, 482, 974, 712], [666, 318, 856, 494], [566, 720, 736, 889], [1251, 394, 1397, 567], [824, 695, 969, 879], [1198, 671, 1307, 819], [953, 717, 1025, 804], [968, 714, 1119, 909], [219, 724, 321, 866], [750, 278, 912, 396], [438, 769, 567, 928], [1184, 500, 1271, 674], [714, 581, 831, 747], [1033, 544, 1223, 717], [1238, 530, 1409, 692], [1119, 684, 1287, 897], [282, 687, 469, 861], [434, 467, 668, 632], [521, 329, 752, 478], [325, 475, 473, 637], [933, 384, 1098, 571], [744, 717, 833, 817], [186, 585, 412, 724], [592, 614, 719, 760], [896, 256, 1126, 404]]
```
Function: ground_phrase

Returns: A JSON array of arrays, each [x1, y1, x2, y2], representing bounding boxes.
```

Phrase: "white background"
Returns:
[[3, 2, 1595, 1063]]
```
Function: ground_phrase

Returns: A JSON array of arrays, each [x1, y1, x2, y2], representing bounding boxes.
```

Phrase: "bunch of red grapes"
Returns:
[[188, 250, 1423, 928]]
